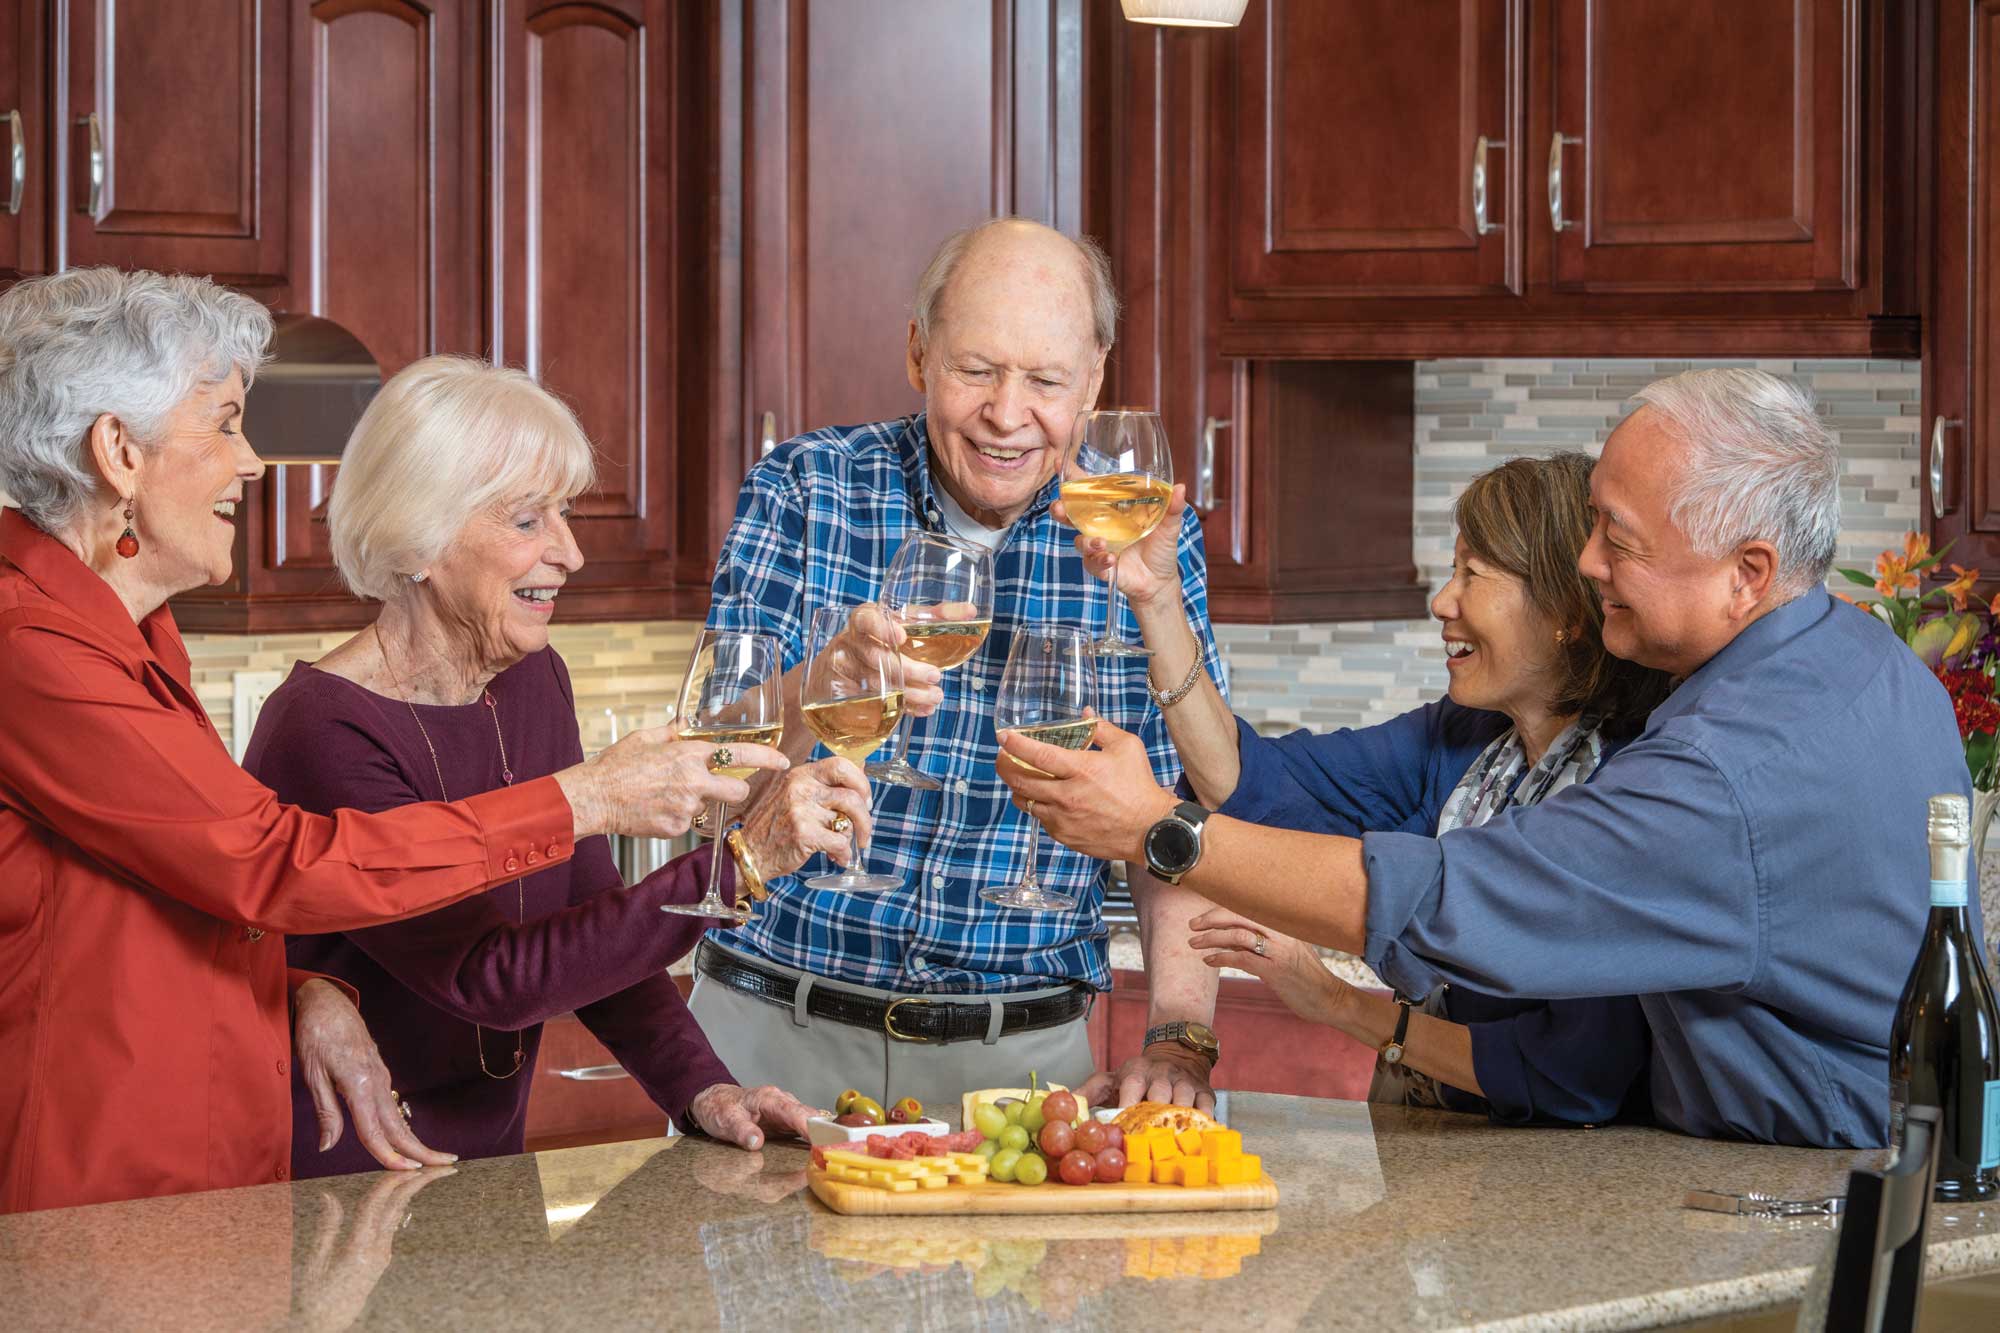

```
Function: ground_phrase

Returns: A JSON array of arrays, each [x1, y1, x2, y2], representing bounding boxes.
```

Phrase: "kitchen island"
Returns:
[[4, 1093, 1996, 1331]]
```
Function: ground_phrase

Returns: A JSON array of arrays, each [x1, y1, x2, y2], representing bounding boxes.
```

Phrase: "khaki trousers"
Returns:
[[688, 939, 1098, 1120]]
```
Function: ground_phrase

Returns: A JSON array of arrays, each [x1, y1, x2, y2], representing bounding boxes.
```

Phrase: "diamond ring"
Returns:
[[829, 814, 853, 836], [1251, 934, 1269, 958], [710, 746, 734, 771]]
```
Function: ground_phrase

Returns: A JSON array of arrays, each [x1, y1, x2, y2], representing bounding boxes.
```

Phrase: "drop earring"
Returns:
[[115, 500, 140, 559]]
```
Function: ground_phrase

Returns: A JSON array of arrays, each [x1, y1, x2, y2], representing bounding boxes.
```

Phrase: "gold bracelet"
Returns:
[[724, 827, 768, 902]]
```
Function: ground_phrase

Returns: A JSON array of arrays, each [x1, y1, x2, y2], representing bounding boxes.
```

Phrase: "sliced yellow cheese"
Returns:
[[959, 1083, 1069, 1131]]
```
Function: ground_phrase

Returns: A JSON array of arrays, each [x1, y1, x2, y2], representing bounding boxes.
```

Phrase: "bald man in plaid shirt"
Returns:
[[686, 220, 1232, 1124]]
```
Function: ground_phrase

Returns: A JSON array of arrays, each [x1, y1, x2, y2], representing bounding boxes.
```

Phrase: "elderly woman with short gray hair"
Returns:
[[0, 269, 777, 1213], [243, 355, 868, 1174]]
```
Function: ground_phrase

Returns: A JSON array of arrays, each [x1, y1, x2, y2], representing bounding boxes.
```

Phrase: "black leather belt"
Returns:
[[695, 938, 1092, 1045]]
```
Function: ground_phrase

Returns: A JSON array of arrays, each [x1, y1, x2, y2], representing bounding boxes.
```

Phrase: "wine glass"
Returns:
[[868, 532, 996, 791], [801, 606, 905, 892], [982, 626, 1098, 911], [1062, 410, 1173, 658], [661, 629, 783, 920]]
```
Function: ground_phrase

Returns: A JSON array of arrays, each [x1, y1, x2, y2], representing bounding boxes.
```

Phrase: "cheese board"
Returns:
[[807, 1164, 1279, 1216]]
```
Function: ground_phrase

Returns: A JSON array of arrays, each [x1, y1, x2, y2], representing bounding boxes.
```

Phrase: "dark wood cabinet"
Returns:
[[1216, 0, 1917, 359], [58, 0, 288, 287], [1924, 0, 2000, 568], [0, 1, 46, 281]]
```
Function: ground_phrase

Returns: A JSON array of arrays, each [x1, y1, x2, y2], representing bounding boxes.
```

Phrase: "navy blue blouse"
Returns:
[[1209, 700, 1651, 1126]]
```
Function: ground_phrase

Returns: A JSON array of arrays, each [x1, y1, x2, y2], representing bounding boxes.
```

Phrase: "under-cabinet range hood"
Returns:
[[245, 314, 382, 464]]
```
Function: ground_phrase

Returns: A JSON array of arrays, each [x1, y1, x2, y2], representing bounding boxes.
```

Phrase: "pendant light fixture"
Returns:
[[1120, 0, 1249, 28]]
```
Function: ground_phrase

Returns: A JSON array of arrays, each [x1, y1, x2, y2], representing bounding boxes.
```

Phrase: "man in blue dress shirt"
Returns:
[[1002, 369, 1972, 1148]]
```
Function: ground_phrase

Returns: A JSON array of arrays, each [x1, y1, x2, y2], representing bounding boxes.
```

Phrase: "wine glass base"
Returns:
[[660, 898, 742, 919], [865, 757, 944, 791], [1090, 638, 1151, 659], [978, 883, 1077, 911], [806, 870, 902, 892]]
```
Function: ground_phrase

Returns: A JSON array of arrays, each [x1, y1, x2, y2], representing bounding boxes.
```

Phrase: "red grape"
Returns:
[[1104, 1125, 1124, 1151], [1058, 1149, 1096, 1186], [1043, 1090, 1079, 1125], [1094, 1147, 1127, 1183], [1038, 1119, 1075, 1158], [1075, 1122, 1108, 1154]]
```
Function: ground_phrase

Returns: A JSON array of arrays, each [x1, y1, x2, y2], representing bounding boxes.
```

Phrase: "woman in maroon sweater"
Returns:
[[245, 357, 873, 1175]]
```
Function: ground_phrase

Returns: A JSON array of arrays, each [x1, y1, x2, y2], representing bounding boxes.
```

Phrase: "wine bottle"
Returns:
[[1887, 792, 2000, 1201]]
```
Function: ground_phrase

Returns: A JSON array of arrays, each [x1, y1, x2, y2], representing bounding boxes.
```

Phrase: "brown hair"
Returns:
[[1453, 452, 1675, 736]]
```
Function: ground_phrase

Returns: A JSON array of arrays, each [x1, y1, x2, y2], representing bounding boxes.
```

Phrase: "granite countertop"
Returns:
[[5, 1093, 1996, 1331]]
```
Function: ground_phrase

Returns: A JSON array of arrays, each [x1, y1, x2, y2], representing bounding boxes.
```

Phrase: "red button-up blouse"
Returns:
[[0, 510, 577, 1213]]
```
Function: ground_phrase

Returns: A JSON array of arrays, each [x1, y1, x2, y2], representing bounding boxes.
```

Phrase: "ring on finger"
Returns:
[[829, 813, 853, 836], [710, 746, 734, 771], [1251, 933, 1269, 958], [398, 1100, 413, 1122], [1025, 799, 1036, 818]]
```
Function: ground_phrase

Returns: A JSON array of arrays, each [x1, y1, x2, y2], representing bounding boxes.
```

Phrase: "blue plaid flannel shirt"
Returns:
[[703, 413, 1228, 994]]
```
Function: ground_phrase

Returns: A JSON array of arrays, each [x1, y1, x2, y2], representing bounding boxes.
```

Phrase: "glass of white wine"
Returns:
[[661, 629, 782, 920], [869, 532, 995, 791], [982, 626, 1097, 911], [801, 605, 905, 892], [1062, 409, 1173, 658]]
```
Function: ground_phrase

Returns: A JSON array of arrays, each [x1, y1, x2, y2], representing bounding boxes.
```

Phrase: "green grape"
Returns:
[[990, 1147, 1023, 1182], [973, 1103, 1009, 1139], [1022, 1098, 1047, 1134], [1002, 1100, 1026, 1126], [1014, 1151, 1049, 1186], [974, 1138, 1001, 1160], [997, 1123, 1029, 1152]]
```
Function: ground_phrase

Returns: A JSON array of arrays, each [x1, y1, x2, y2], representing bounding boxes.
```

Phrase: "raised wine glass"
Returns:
[[1062, 410, 1173, 658], [801, 605, 906, 892], [866, 532, 995, 791], [661, 629, 782, 920], [982, 625, 1097, 911]]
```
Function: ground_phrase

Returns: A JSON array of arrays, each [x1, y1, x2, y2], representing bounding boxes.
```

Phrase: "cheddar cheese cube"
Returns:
[[1200, 1129, 1243, 1160], [1149, 1129, 1183, 1160], [1122, 1160, 1150, 1185], [1175, 1128, 1206, 1157], [1178, 1156, 1210, 1188], [1152, 1158, 1182, 1185], [1125, 1133, 1153, 1166], [1237, 1153, 1261, 1179]]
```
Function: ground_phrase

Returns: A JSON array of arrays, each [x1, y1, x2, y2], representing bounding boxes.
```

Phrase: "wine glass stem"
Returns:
[[1103, 557, 1122, 644], [849, 786, 872, 875], [891, 704, 921, 763], [704, 800, 729, 901], [1021, 816, 1041, 890]]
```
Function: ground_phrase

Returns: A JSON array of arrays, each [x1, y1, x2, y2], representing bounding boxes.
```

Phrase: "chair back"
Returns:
[[1809, 1104, 1940, 1333]]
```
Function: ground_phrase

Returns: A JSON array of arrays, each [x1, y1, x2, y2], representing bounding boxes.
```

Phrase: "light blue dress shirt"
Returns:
[[1361, 586, 1974, 1148]]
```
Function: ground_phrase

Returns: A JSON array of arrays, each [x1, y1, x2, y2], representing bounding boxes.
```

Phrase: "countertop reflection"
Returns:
[[4, 1093, 1997, 1331]]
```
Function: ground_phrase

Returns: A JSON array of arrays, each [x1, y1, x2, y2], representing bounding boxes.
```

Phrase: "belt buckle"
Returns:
[[883, 996, 933, 1043]]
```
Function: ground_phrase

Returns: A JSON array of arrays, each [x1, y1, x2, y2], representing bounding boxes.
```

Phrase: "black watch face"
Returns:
[[1146, 820, 1199, 875]]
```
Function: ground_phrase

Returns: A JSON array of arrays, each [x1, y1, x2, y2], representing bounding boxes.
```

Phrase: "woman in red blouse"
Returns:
[[0, 268, 783, 1213]]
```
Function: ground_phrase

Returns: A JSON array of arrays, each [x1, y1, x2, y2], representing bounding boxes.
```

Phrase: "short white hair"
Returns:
[[1631, 369, 1840, 596], [0, 267, 271, 535], [912, 218, 1119, 353], [329, 356, 596, 602]]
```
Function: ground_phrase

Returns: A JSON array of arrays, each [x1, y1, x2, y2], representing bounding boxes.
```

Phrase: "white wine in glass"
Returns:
[[983, 625, 1097, 912], [802, 605, 904, 892], [662, 629, 782, 920], [1062, 410, 1173, 658], [869, 532, 996, 789]]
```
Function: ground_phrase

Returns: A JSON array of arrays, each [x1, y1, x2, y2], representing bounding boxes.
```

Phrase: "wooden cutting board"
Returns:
[[807, 1165, 1279, 1216]]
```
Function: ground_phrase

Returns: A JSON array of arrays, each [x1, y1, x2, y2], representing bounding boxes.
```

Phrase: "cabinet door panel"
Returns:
[[63, 0, 286, 282], [0, 1, 46, 280], [1232, 0, 1517, 303], [1548, 0, 1856, 294], [500, 0, 675, 589]]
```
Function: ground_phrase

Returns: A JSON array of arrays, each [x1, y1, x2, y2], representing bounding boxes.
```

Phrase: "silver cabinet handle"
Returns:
[[2, 110, 21, 216], [1547, 132, 1581, 233], [554, 1064, 630, 1082], [1932, 417, 1963, 519], [77, 112, 103, 217], [759, 410, 778, 458], [1472, 135, 1506, 235], [1196, 417, 1228, 512]]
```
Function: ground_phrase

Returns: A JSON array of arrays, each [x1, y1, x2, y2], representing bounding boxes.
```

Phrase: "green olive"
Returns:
[[849, 1095, 885, 1125], [834, 1088, 862, 1116]]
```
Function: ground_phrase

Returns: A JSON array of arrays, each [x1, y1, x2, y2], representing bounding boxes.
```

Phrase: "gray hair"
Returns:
[[1631, 368, 1840, 596], [0, 267, 272, 535], [329, 355, 596, 603], [911, 218, 1120, 353]]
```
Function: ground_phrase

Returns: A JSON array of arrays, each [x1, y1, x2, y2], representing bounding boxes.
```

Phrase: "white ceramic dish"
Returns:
[[805, 1115, 954, 1147]]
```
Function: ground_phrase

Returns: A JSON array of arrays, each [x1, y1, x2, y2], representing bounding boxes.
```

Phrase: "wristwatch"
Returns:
[[1379, 999, 1414, 1066], [1143, 801, 1210, 885], [1144, 1020, 1221, 1067]]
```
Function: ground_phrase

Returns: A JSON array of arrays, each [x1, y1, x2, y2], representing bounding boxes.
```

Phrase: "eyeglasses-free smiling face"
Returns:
[[907, 223, 1107, 530], [421, 493, 585, 678], [1431, 535, 1564, 726], [132, 368, 264, 594]]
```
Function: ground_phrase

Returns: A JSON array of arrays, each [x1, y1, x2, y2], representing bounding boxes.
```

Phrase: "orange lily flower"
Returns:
[[1942, 563, 1980, 611], [1875, 549, 1917, 597], [1904, 531, 1933, 566]]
